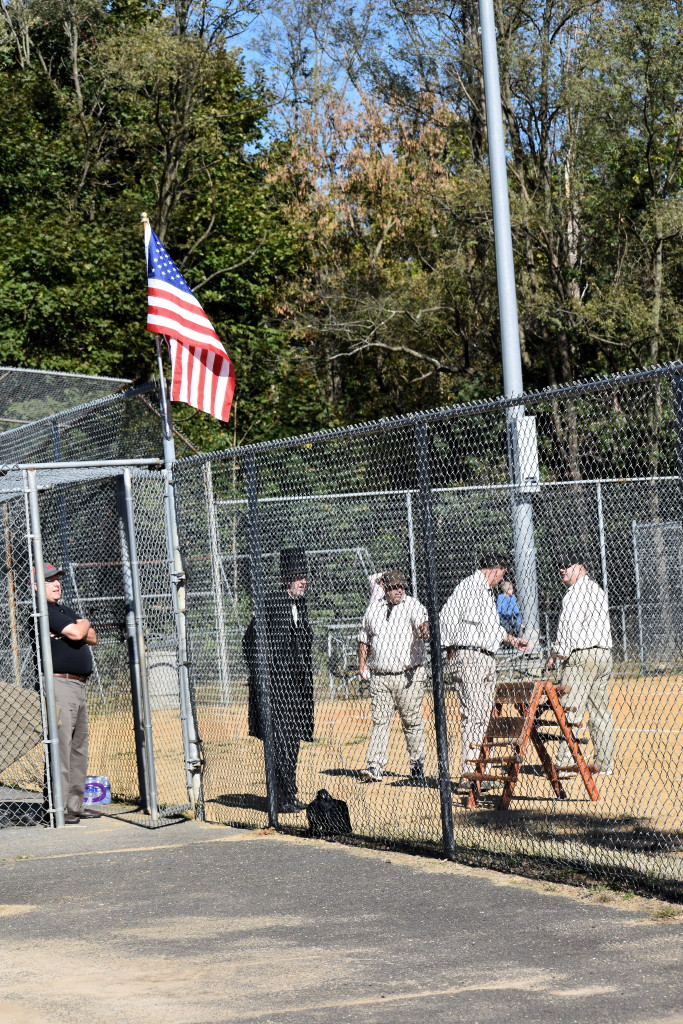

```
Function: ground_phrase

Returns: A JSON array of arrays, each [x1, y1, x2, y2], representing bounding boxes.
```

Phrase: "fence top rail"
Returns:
[[176, 361, 683, 470], [212, 474, 680, 506], [16, 458, 163, 470], [0, 366, 131, 384], [0, 381, 157, 441]]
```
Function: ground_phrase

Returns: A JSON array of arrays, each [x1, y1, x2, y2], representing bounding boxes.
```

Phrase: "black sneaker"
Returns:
[[409, 762, 426, 785]]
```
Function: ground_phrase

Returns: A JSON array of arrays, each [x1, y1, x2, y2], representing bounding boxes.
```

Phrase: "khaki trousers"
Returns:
[[54, 676, 89, 815], [366, 667, 426, 769], [451, 649, 496, 771], [557, 647, 615, 770]]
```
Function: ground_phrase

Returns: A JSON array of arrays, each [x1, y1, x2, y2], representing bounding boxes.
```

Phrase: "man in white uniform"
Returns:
[[357, 571, 429, 783], [440, 552, 528, 775], [545, 552, 615, 776]]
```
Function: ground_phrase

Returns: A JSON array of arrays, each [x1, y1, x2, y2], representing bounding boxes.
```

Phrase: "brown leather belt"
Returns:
[[53, 672, 88, 682]]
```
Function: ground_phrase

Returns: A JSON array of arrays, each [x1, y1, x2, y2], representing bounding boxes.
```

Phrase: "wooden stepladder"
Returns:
[[464, 678, 600, 809]]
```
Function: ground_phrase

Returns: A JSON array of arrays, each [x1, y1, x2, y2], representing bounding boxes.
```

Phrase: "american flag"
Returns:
[[145, 222, 235, 423]]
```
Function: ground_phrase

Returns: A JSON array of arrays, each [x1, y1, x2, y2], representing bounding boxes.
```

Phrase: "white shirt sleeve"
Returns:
[[357, 606, 372, 645], [439, 584, 462, 647], [411, 599, 429, 632]]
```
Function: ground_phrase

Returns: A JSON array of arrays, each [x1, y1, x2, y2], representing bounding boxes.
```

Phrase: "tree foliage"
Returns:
[[0, 0, 682, 446]]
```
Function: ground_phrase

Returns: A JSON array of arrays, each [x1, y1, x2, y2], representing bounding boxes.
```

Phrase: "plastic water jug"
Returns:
[[84, 775, 111, 805]]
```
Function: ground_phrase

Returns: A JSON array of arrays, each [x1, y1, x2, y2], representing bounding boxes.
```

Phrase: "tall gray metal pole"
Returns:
[[26, 470, 65, 828], [479, 0, 540, 638]]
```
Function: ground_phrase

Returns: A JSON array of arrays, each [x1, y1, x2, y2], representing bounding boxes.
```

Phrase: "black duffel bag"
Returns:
[[306, 789, 352, 836]]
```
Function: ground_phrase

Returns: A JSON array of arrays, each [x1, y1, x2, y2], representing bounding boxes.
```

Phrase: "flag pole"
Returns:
[[141, 211, 203, 813]]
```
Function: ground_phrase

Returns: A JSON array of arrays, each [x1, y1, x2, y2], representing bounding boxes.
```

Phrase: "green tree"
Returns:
[[0, 0, 334, 447]]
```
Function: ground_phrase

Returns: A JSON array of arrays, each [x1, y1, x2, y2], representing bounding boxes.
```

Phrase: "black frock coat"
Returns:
[[243, 589, 315, 743]]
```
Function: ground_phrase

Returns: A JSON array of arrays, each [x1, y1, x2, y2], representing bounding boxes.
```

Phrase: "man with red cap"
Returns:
[[37, 563, 98, 824]]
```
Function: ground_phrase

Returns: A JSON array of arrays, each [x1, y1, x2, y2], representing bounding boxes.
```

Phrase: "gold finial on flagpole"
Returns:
[[141, 211, 149, 226]]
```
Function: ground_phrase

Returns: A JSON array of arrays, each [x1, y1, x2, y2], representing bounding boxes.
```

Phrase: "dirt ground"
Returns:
[[8, 673, 683, 879], [193, 675, 683, 855]]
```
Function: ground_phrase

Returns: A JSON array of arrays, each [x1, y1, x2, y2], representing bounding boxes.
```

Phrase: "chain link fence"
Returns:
[[174, 364, 683, 897], [0, 379, 192, 829], [0, 366, 131, 429], [0, 485, 49, 826], [3, 361, 683, 896]]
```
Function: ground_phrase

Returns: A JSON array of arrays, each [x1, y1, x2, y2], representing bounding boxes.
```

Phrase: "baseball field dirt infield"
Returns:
[[7, 672, 682, 884]]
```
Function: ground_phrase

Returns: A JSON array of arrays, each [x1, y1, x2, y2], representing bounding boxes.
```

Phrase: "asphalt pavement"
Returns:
[[1, 815, 682, 1024]]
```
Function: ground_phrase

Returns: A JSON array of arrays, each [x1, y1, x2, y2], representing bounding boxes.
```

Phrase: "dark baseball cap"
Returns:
[[32, 563, 64, 580], [556, 551, 586, 570], [478, 551, 508, 570]]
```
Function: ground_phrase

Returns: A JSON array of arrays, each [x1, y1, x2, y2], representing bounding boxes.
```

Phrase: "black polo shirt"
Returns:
[[47, 602, 93, 677]]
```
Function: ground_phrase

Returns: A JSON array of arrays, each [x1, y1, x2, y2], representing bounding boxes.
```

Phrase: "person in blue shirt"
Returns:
[[497, 581, 522, 637]]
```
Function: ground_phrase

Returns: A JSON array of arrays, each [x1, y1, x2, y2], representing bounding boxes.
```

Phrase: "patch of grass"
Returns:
[[651, 905, 681, 920]]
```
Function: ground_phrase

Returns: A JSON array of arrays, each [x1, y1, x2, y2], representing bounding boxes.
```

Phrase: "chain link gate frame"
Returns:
[[0, 479, 52, 826], [0, 463, 192, 830]]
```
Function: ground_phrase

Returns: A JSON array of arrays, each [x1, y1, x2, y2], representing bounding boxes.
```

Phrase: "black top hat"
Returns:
[[280, 547, 308, 581]]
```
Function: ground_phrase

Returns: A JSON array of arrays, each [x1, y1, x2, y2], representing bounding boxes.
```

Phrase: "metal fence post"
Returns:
[[596, 482, 609, 601], [26, 470, 64, 828], [244, 451, 279, 828], [116, 471, 158, 819], [406, 491, 419, 599], [3, 502, 22, 687], [632, 521, 645, 674], [414, 420, 455, 861], [203, 462, 231, 704], [671, 370, 683, 503]]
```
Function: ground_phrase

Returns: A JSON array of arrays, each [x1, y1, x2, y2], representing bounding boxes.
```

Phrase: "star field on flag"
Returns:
[[145, 221, 234, 423]]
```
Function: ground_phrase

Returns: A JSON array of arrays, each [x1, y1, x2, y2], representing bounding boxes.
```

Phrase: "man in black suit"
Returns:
[[243, 548, 314, 814]]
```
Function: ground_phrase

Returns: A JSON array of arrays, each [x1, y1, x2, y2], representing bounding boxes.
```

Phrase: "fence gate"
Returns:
[[0, 467, 189, 828], [0, 484, 51, 826]]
